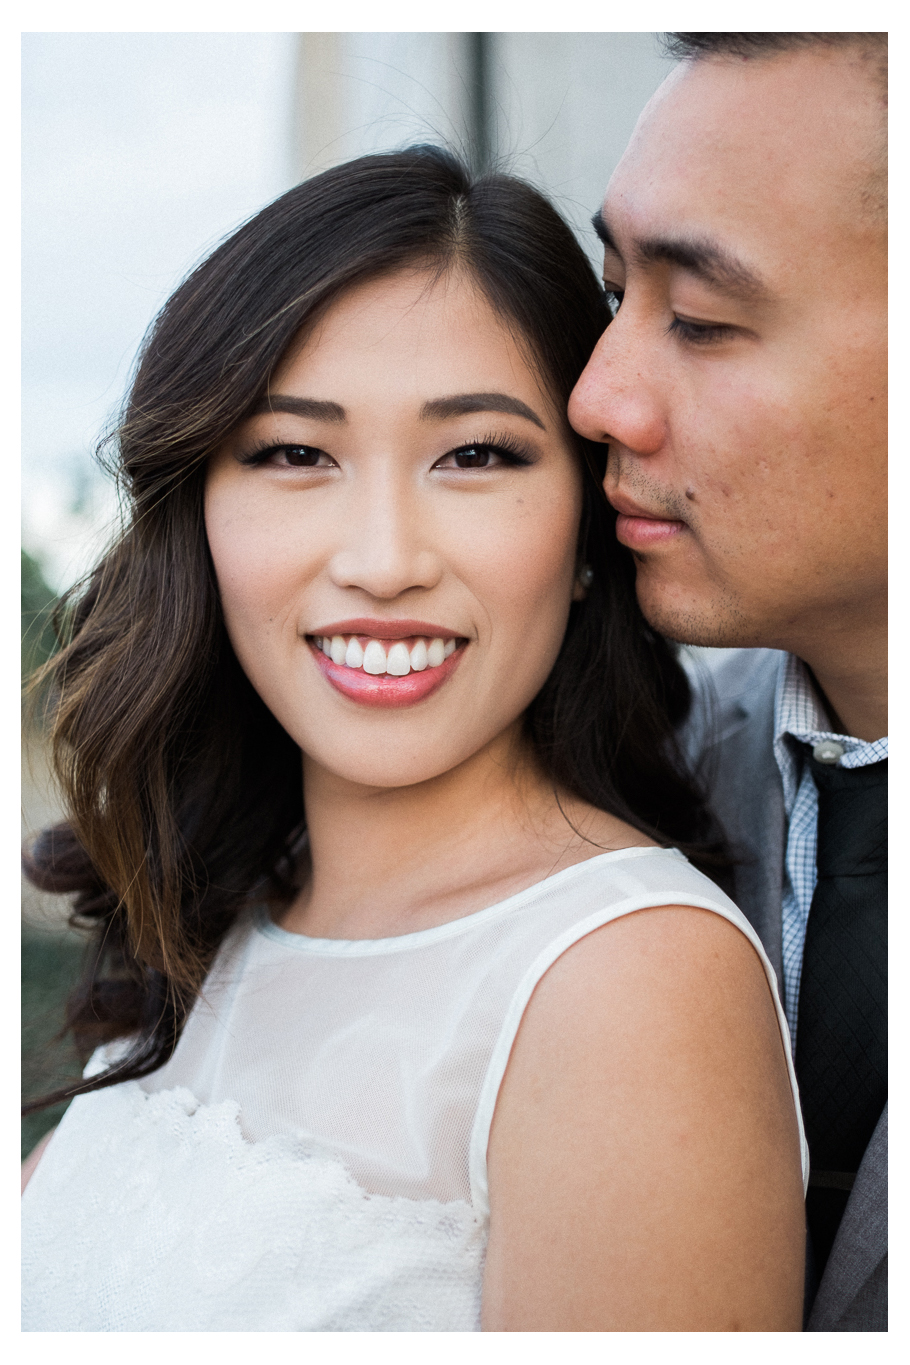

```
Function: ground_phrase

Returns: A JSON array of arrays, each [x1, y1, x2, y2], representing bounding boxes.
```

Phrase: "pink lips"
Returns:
[[607, 491, 686, 551], [309, 639, 465, 708], [614, 513, 685, 549]]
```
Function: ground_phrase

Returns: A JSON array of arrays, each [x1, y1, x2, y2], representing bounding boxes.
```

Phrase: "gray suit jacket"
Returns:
[[682, 647, 887, 1332]]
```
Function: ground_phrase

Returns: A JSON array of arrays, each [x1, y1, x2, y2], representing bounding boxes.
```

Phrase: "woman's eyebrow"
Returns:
[[420, 393, 546, 430], [252, 395, 347, 421]]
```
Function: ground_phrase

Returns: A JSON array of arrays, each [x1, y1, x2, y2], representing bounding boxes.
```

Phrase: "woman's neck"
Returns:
[[278, 725, 646, 940]]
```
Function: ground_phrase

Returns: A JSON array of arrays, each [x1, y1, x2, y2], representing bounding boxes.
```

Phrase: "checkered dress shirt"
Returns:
[[773, 653, 888, 1051]]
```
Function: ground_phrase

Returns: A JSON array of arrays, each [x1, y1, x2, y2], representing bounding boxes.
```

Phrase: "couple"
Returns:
[[22, 33, 885, 1332]]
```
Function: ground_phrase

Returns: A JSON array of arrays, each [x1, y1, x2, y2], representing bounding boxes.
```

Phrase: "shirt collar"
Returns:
[[772, 654, 888, 812], [774, 653, 832, 745]]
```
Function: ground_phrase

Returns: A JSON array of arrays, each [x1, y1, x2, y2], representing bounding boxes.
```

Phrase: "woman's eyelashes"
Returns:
[[238, 442, 336, 469], [432, 434, 534, 471], [237, 434, 535, 472]]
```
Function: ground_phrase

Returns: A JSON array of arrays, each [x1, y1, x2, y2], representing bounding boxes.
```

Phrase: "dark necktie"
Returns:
[[794, 750, 887, 1281]]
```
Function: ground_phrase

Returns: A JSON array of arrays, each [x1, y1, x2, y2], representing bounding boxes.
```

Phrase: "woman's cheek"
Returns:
[[479, 485, 580, 607], [461, 490, 579, 687], [207, 498, 311, 631]]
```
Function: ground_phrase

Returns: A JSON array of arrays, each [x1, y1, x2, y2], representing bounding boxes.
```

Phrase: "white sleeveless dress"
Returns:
[[22, 846, 808, 1331]]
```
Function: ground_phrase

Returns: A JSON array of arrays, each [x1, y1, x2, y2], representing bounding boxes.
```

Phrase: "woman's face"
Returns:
[[205, 266, 584, 791]]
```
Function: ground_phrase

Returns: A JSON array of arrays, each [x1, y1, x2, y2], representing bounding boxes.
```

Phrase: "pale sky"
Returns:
[[22, 32, 298, 589]]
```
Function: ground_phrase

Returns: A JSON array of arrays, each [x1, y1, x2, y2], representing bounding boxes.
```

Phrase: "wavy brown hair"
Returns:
[[24, 145, 722, 1113]]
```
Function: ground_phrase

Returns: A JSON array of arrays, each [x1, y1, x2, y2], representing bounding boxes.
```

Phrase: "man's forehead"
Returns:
[[600, 51, 883, 273], [606, 48, 884, 232]]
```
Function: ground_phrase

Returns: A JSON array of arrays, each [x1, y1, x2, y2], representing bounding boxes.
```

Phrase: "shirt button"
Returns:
[[813, 740, 845, 765]]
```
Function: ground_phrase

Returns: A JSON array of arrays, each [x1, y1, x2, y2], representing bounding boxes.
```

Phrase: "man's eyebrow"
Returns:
[[252, 395, 346, 421], [420, 392, 546, 431], [591, 210, 619, 255], [635, 234, 770, 301], [592, 210, 769, 301]]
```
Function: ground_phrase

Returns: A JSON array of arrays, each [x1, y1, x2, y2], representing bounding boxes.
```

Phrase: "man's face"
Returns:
[[568, 48, 887, 653]]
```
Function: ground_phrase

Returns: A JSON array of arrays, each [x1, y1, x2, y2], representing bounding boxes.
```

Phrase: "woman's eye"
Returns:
[[434, 443, 530, 471], [241, 443, 335, 468], [451, 446, 496, 469], [282, 445, 331, 467]]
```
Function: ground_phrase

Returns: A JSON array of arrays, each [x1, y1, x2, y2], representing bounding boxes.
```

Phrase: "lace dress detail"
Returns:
[[22, 847, 807, 1331]]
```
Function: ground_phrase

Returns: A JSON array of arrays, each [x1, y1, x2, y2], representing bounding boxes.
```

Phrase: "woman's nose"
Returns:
[[568, 321, 667, 458], [327, 476, 443, 600]]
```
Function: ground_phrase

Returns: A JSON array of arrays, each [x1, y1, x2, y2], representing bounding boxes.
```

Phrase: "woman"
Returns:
[[22, 146, 806, 1331]]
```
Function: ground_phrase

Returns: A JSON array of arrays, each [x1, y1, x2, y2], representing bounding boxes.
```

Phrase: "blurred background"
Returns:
[[21, 31, 675, 1152]]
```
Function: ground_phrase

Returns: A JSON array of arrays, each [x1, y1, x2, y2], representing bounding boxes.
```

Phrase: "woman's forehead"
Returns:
[[271, 266, 560, 424]]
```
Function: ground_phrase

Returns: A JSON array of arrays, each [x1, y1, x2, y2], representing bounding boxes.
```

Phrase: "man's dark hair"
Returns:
[[662, 32, 886, 65]]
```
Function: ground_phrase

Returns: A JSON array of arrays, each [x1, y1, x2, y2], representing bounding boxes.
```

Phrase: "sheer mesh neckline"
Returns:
[[256, 844, 684, 956]]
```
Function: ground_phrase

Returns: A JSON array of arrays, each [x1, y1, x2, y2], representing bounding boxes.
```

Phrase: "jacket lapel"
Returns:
[[807, 1105, 888, 1330], [686, 649, 787, 988]]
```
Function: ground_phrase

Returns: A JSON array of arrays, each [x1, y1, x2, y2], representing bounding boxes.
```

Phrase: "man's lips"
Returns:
[[606, 491, 687, 551]]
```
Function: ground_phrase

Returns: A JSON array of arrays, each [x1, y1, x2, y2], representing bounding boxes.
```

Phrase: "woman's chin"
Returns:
[[303, 749, 471, 793]]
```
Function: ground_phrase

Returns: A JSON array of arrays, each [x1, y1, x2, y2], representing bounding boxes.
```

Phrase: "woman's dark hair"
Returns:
[[24, 144, 721, 1112]]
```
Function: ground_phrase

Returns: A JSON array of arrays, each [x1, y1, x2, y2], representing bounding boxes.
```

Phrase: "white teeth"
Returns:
[[386, 642, 411, 676], [362, 640, 388, 675], [426, 637, 446, 668], [319, 634, 458, 674], [344, 637, 364, 669]]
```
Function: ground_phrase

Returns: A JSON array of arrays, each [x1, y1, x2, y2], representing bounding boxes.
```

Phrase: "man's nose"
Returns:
[[327, 474, 443, 600], [568, 322, 666, 458]]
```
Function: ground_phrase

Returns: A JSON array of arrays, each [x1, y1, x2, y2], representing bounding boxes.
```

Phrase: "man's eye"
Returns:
[[667, 317, 734, 346]]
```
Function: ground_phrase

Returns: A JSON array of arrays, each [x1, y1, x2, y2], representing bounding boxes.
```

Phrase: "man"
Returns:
[[569, 33, 887, 1331]]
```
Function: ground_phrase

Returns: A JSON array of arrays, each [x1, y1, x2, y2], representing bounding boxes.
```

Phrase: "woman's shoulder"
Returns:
[[474, 847, 806, 1241], [533, 894, 767, 1010], [467, 838, 756, 1012], [514, 842, 779, 1056], [505, 835, 772, 1044], [482, 893, 806, 1330]]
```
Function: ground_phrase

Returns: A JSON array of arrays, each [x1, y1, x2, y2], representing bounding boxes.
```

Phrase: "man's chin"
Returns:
[[634, 580, 755, 649]]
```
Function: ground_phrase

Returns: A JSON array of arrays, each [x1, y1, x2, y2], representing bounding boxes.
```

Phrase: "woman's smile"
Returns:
[[308, 621, 465, 707], [309, 635, 464, 707]]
